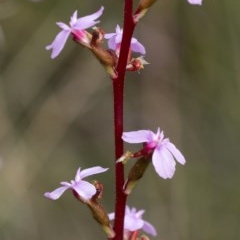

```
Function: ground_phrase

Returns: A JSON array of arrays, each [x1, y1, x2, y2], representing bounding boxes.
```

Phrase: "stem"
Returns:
[[112, 1, 136, 240]]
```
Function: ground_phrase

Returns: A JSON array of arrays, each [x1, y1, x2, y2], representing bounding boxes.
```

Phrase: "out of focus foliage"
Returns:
[[0, 1, 239, 240]]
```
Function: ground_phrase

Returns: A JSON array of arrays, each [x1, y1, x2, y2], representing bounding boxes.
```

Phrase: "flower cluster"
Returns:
[[46, 0, 202, 74], [44, 1, 202, 239], [46, 7, 148, 74]]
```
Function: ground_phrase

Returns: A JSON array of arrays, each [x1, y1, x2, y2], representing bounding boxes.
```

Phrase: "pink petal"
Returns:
[[165, 142, 186, 165], [130, 39, 146, 54], [70, 11, 78, 26], [108, 212, 115, 220], [79, 166, 108, 179], [188, 0, 202, 5], [125, 205, 131, 214], [107, 36, 118, 50], [115, 33, 123, 44], [125, 215, 144, 231], [44, 186, 69, 200], [122, 130, 153, 143], [74, 6, 104, 29], [74, 168, 82, 182], [135, 209, 145, 218], [46, 29, 71, 59], [72, 180, 96, 200], [104, 33, 116, 39], [56, 22, 70, 31], [152, 147, 176, 179], [143, 220, 157, 236], [116, 25, 122, 34]]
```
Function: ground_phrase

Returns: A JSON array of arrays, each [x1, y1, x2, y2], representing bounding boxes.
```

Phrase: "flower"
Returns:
[[108, 206, 157, 236], [44, 166, 108, 201], [46, 6, 104, 59], [122, 127, 186, 179], [187, 0, 202, 5], [104, 25, 146, 55]]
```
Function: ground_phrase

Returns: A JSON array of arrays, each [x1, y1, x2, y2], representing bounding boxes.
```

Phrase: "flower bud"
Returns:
[[90, 27, 118, 78], [87, 200, 115, 238], [91, 180, 104, 200], [126, 56, 149, 72], [134, 0, 158, 22], [124, 157, 150, 195]]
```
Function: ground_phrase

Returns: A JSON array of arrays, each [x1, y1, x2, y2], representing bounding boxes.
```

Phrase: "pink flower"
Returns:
[[104, 25, 146, 55], [44, 166, 108, 201], [188, 0, 202, 5], [46, 6, 104, 59], [122, 127, 186, 179], [109, 206, 157, 236]]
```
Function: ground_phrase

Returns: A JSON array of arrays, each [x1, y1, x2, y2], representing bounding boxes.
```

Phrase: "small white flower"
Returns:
[[122, 127, 186, 179], [44, 166, 108, 201], [46, 6, 104, 58], [104, 25, 146, 55], [188, 0, 202, 5], [109, 206, 157, 236]]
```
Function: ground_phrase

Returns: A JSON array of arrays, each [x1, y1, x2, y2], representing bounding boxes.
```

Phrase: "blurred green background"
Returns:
[[0, 0, 239, 240]]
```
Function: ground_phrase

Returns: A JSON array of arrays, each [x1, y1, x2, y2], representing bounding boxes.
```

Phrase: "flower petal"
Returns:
[[188, 0, 202, 5], [143, 220, 157, 236], [56, 22, 70, 31], [70, 10, 78, 26], [46, 29, 71, 59], [108, 212, 115, 220], [107, 36, 118, 50], [79, 166, 109, 179], [130, 40, 146, 54], [104, 33, 116, 39], [72, 180, 97, 200], [122, 130, 153, 143], [135, 209, 145, 218], [44, 186, 69, 200], [73, 6, 104, 29], [115, 33, 123, 44], [125, 215, 144, 231], [125, 205, 131, 214], [116, 25, 122, 34], [165, 142, 186, 165], [74, 168, 82, 182], [152, 147, 176, 179]]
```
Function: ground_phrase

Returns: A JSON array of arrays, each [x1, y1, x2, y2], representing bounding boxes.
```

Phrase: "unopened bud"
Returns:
[[92, 180, 104, 200], [126, 56, 149, 72], [90, 28, 118, 78], [87, 200, 115, 238], [124, 157, 150, 195], [134, 0, 158, 22]]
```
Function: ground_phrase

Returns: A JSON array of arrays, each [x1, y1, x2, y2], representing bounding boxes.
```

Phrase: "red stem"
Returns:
[[112, 0, 136, 240]]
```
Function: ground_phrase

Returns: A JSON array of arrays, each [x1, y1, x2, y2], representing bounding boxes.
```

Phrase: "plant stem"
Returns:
[[112, 0, 136, 239]]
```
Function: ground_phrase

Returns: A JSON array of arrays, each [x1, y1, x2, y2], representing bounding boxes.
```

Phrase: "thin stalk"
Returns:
[[112, 0, 136, 239]]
